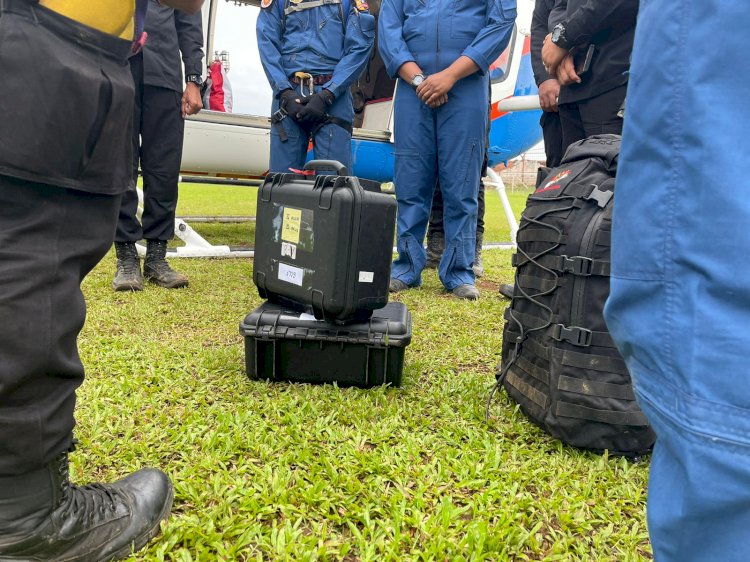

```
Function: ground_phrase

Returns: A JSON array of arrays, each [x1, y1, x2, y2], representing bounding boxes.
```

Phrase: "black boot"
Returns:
[[473, 232, 485, 278], [112, 242, 143, 292], [144, 240, 189, 289], [425, 230, 444, 269], [0, 451, 173, 561], [452, 283, 480, 300], [499, 283, 515, 299]]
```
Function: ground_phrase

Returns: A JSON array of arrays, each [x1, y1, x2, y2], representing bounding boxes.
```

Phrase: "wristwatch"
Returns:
[[551, 23, 570, 50], [410, 73, 426, 88], [185, 74, 203, 86]]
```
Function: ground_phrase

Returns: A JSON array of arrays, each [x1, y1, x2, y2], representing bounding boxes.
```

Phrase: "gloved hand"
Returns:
[[279, 89, 307, 121], [296, 90, 334, 126]]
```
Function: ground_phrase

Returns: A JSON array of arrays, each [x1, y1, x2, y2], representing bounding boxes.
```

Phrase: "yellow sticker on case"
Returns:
[[281, 208, 302, 244]]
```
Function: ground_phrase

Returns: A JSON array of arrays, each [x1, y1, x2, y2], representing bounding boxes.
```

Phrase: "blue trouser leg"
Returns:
[[603, 2, 750, 560], [391, 83, 437, 287], [269, 87, 310, 174], [436, 74, 486, 290], [311, 88, 354, 173]]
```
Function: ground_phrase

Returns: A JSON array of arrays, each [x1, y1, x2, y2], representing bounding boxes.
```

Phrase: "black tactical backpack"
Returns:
[[495, 135, 655, 457]]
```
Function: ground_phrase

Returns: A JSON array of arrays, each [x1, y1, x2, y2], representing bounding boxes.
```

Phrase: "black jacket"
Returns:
[[141, 0, 204, 93], [530, 0, 566, 88], [556, 0, 639, 104]]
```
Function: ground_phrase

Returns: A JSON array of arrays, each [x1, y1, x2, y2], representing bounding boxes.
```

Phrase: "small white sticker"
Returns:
[[299, 313, 323, 321], [281, 242, 297, 260], [359, 271, 374, 283], [278, 262, 303, 286]]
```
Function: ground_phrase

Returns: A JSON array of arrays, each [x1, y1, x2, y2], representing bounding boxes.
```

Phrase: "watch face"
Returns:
[[412, 75, 424, 86], [552, 25, 565, 45]]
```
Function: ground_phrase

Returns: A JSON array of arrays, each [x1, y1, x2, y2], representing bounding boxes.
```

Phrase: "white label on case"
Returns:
[[299, 313, 323, 322], [359, 271, 374, 283], [281, 242, 297, 260], [278, 262, 303, 286]]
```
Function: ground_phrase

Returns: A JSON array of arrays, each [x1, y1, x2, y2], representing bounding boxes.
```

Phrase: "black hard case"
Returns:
[[240, 301, 412, 387], [253, 161, 397, 323]]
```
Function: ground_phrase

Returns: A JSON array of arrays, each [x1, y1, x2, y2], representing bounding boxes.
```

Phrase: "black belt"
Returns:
[[290, 73, 333, 86]]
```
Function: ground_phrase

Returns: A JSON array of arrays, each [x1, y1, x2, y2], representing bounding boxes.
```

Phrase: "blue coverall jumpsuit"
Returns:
[[257, 0, 375, 173], [603, 1, 750, 559], [378, 0, 515, 290]]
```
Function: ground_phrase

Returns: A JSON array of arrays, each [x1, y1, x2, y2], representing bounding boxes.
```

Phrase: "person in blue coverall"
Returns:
[[378, 0, 516, 299], [257, 0, 375, 174], [603, 1, 750, 559]]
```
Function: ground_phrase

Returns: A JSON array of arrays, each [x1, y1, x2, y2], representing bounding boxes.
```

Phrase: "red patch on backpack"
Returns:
[[535, 169, 572, 193]]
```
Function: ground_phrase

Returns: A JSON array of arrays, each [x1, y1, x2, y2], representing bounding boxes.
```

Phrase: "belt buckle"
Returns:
[[294, 71, 314, 97], [272, 107, 288, 122]]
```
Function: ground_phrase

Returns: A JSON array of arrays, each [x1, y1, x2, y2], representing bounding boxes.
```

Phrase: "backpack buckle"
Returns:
[[586, 186, 613, 208], [561, 255, 593, 276], [551, 324, 592, 347]]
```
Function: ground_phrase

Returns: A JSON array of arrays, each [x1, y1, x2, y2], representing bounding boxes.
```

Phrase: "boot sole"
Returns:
[[101, 485, 174, 562], [451, 287, 480, 300], [453, 293, 480, 300], [112, 282, 144, 292], [144, 276, 189, 289]]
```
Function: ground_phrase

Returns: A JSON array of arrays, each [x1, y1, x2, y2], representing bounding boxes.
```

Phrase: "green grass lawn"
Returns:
[[76, 183, 651, 561]]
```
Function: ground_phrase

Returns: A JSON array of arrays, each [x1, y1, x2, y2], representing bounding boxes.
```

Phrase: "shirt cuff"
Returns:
[[322, 80, 342, 99], [563, 18, 589, 48], [386, 54, 416, 80], [461, 47, 490, 76], [184, 62, 203, 78], [534, 73, 551, 87]]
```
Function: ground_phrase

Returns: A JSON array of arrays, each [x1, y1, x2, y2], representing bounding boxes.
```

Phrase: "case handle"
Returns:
[[303, 160, 349, 176]]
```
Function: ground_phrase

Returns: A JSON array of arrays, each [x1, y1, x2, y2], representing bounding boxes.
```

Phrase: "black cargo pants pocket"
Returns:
[[0, 8, 134, 189]]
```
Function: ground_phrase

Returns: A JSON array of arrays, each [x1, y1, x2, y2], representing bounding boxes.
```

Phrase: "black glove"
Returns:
[[279, 89, 307, 121], [296, 90, 334, 126]]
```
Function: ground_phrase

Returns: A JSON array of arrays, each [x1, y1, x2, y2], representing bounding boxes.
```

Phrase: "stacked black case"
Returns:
[[253, 160, 397, 323], [241, 301, 411, 387], [242, 161, 410, 387]]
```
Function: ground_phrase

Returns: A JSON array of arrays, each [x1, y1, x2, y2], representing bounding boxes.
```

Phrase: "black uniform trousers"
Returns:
[[540, 110, 564, 168], [115, 52, 184, 243], [558, 84, 627, 155], [0, 177, 121, 475]]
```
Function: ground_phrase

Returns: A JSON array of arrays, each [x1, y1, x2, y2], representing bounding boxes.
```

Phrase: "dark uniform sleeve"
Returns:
[[174, 8, 204, 79], [530, 0, 553, 87], [564, 0, 639, 47], [549, 0, 566, 28]]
